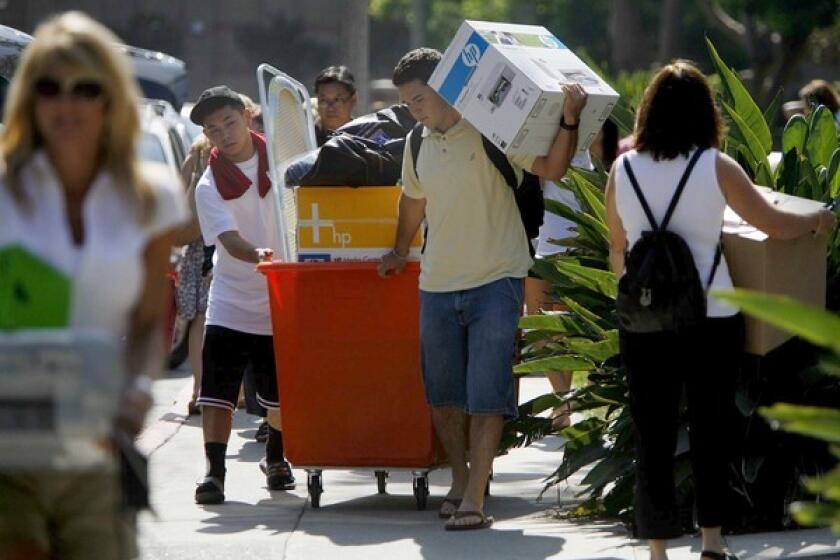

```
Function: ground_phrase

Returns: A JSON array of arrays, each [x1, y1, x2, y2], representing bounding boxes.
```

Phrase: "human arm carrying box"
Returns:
[[529, 83, 587, 181], [720, 154, 835, 239]]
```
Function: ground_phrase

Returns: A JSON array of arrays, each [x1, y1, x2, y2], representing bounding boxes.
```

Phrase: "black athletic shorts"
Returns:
[[196, 325, 280, 412]]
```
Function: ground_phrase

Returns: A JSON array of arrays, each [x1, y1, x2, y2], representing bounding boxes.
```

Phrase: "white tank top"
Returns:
[[614, 148, 738, 317]]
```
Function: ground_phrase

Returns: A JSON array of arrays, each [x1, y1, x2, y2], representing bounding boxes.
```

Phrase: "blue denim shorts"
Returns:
[[419, 277, 523, 418]]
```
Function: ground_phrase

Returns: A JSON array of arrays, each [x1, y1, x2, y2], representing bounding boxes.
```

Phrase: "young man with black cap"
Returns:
[[189, 85, 294, 504]]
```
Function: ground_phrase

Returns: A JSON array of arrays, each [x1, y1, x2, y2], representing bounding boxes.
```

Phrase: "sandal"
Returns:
[[262, 458, 296, 490], [255, 421, 269, 442], [438, 497, 462, 519], [701, 551, 739, 560], [444, 510, 494, 531], [195, 476, 225, 504]]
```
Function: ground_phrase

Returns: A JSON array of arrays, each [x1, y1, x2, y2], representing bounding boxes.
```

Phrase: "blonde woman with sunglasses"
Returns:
[[0, 12, 186, 560]]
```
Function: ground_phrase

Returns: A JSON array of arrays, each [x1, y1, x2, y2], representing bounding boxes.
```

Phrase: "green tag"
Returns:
[[0, 245, 71, 329]]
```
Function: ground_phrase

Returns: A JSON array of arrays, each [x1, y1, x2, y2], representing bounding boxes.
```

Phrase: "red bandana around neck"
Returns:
[[208, 130, 272, 200]]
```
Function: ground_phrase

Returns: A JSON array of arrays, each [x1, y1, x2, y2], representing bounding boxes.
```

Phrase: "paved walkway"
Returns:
[[136, 371, 840, 559]]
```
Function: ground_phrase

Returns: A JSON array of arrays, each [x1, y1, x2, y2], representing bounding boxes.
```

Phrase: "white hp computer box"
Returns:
[[0, 330, 123, 470], [429, 20, 619, 158]]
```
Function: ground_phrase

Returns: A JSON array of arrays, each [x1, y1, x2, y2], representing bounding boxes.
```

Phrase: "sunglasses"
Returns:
[[34, 77, 104, 101]]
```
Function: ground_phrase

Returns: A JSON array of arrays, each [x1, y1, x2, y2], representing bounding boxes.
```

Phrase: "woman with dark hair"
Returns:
[[799, 79, 840, 116], [591, 117, 619, 169], [605, 60, 835, 560]]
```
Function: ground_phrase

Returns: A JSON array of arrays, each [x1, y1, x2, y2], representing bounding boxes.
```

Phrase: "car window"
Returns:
[[0, 76, 9, 122], [139, 132, 167, 164], [168, 128, 186, 168]]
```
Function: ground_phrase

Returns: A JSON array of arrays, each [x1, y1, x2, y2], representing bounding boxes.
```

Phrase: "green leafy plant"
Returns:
[[714, 290, 840, 533]]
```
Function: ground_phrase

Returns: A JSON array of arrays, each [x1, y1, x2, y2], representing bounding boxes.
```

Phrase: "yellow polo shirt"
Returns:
[[402, 118, 536, 292]]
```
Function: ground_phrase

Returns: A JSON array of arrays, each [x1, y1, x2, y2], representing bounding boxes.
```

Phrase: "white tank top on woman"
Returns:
[[614, 148, 738, 317]]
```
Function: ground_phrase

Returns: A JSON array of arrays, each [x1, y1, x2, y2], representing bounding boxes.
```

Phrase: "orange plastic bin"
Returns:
[[258, 261, 438, 508]]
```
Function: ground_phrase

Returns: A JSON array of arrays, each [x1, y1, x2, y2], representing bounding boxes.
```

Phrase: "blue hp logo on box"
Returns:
[[461, 43, 482, 67], [438, 31, 490, 105]]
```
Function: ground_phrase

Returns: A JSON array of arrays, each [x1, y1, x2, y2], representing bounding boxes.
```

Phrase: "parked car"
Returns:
[[138, 98, 191, 173], [0, 25, 32, 121], [179, 102, 204, 145], [119, 44, 188, 111], [2, 24, 188, 117], [137, 99, 193, 368]]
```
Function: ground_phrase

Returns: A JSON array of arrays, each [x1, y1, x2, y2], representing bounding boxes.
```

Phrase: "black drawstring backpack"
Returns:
[[616, 148, 722, 333]]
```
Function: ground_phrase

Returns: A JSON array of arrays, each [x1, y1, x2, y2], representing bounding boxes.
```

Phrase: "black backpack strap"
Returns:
[[407, 123, 429, 254], [707, 234, 722, 288], [660, 148, 705, 230], [622, 157, 659, 231], [408, 123, 424, 180], [480, 136, 518, 191]]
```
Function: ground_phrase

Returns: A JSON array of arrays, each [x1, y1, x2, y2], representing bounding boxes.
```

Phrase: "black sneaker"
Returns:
[[261, 458, 296, 490], [195, 476, 225, 504], [255, 421, 269, 443]]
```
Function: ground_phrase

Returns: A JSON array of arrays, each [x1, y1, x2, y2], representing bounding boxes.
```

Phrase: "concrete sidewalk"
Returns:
[[137, 374, 840, 560]]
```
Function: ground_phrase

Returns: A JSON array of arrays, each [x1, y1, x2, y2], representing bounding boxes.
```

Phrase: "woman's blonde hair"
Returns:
[[1, 11, 154, 222]]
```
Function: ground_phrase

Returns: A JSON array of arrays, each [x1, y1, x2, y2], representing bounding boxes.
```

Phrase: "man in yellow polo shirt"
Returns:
[[378, 48, 587, 531]]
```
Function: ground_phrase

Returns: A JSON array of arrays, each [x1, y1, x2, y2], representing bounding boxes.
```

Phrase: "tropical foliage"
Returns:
[[713, 290, 840, 533]]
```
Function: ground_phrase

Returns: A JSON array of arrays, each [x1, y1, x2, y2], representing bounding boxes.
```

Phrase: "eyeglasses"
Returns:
[[317, 96, 351, 108], [34, 77, 104, 101]]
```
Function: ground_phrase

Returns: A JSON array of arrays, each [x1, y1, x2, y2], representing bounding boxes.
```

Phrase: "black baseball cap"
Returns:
[[190, 85, 245, 125]]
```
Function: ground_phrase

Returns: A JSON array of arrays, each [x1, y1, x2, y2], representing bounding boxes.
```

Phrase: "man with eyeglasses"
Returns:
[[313, 65, 357, 146]]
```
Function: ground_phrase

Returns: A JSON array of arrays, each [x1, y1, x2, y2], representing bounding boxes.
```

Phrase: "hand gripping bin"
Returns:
[[258, 261, 439, 509]]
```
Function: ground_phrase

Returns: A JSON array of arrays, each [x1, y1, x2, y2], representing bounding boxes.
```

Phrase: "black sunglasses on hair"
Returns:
[[34, 77, 104, 100]]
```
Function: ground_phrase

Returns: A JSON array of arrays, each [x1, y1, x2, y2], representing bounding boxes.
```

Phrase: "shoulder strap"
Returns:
[[409, 123, 424, 180], [480, 136, 518, 190], [707, 235, 722, 288], [622, 157, 659, 231], [660, 148, 705, 230]]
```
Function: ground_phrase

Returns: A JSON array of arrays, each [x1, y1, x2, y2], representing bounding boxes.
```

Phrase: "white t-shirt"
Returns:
[[536, 181, 580, 257], [0, 152, 187, 338], [535, 152, 590, 258], [194, 153, 281, 335]]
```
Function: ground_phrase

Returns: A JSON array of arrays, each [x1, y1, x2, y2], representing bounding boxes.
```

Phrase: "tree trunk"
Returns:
[[608, 0, 648, 71], [656, 0, 682, 65], [341, 0, 371, 112], [410, 0, 427, 48], [763, 37, 810, 109]]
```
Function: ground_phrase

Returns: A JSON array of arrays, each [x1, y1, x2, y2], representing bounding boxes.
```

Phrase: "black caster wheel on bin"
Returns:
[[412, 474, 429, 510], [307, 472, 323, 508], [375, 470, 388, 494]]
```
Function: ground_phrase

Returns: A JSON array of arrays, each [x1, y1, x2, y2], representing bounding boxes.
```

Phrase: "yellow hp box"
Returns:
[[296, 186, 422, 262]]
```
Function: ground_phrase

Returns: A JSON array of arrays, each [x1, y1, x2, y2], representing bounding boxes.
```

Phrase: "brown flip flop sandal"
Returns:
[[438, 498, 462, 519], [444, 510, 494, 531]]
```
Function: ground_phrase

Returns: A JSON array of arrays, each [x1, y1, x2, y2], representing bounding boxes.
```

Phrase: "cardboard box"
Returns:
[[296, 186, 422, 262], [428, 20, 619, 158], [722, 190, 827, 355]]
